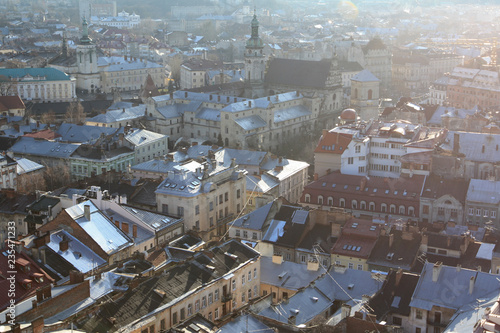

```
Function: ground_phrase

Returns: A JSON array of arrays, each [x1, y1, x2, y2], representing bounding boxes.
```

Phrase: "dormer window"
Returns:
[[22, 279, 32, 290]]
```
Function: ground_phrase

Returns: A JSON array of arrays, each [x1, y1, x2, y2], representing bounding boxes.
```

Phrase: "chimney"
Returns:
[[341, 303, 351, 319], [217, 95, 221, 102], [453, 133, 460, 154], [133, 224, 137, 238], [313, 173, 318, 181], [432, 261, 443, 282], [40, 248, 46, 264], [456, 264, 461, 272], [331, 223, 341, 237], [31, 317, 44, 333], [360, 177, 367, 191], [84, 205, 91, 220], [59, 239, 69, 252], [307, 260, 319, 271], [121, 222, 129, 234], [185, 92, 188, 98], [69, 270, 84, 284], [395, 268, 403, 287], [209, 94, 213, 101], [388, 233, 394, 248], [422, 233, 428, 245], [469, 275, 475, 294], [249, 100, 252, 107], [272, 255, 283, 264]]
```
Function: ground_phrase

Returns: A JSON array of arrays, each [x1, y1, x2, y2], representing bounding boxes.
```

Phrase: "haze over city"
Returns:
[[0, 0, 500, 332]]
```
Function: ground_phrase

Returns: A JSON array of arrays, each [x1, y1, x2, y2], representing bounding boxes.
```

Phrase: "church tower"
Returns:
[[244, 10, 265, 98], [76, 17, 100, 93]]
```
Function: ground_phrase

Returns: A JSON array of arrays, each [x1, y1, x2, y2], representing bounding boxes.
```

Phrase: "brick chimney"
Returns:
[[32, 317, 44, 333], [133, 224, 137, 238], [121, 222, 129, 234], [395, 268, 403, 287], [59, 239, 69, 252]]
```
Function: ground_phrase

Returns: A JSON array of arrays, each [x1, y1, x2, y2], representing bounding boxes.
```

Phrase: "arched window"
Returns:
[[327, 197, 334, 206], [351, 200, 358, 209], [381, 203, 387, 213], [390, 204, 396, 214], [399, 205, 405, 215], [369, 202, 375, 211], [360, 201, 366, 210], [318, 195, 324, 205], [408, 206, 415, 216], [305, 194, 310, 203], [368, 89, 373, 100], [339, 198, 345, 208]]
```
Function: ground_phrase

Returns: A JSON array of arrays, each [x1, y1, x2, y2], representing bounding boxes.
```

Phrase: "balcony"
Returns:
[[222, 293, 232, 302], [217, 214, 235, 226]]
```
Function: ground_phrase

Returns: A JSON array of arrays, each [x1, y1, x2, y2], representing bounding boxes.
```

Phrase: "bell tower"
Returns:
[[76, 17, 100, 93], [244, 10, 265, 98]]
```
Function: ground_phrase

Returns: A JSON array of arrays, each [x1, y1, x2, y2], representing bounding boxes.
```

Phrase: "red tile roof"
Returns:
[[23, 129, 61, 140], [0, 96, 25, 111], [314, 130, 353, 154], [0, 251, 54, 311], [331, 219, 380, 258]]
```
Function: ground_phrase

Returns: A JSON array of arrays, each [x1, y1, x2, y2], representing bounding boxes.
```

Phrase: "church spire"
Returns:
[[246, 9, 263, 50]]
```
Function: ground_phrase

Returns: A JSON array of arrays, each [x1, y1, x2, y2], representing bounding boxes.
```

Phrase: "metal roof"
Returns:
[[46, 230, 106, 273], [467, 179, 500, 204], [66, 200, 132, 255], [234, 115, 266, 131], [15, 157, 44, 174], [410, 262, 500, 311], [10, 137, 80, 158]]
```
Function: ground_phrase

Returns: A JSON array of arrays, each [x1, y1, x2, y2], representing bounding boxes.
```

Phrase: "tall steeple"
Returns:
[[246, 9, 263, 50], [244, 9, 265, 98]]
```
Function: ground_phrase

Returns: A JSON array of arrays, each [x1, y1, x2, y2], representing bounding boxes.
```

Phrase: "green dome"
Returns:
[[246, 13, 263, 49]]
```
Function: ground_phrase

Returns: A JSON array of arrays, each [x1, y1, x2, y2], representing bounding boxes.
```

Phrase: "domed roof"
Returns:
[[341, 108, 357, 120], [246, 13, 263, 50]]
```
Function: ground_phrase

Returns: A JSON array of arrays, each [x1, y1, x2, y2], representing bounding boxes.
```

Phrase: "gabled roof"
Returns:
[[369, 270, 419, 318], [45, 230, 106, 273], [0, 96, 25, 110], [232, 201, 274, 231], [410, 262, 500, 311], [351, 69, 379, 82], [265, 58, 333, 89], [314, 130, 353, 154], [257, 285, 332, 326], [0, 251, 53, 311], [65, 200, 133, 255]]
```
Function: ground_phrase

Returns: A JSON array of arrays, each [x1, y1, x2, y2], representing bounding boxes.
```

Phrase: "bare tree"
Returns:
[[43, 163, 71, 190], [40, 110, 57, 125], [65, 102, 86, 124], [17, 172, 47, 194]]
